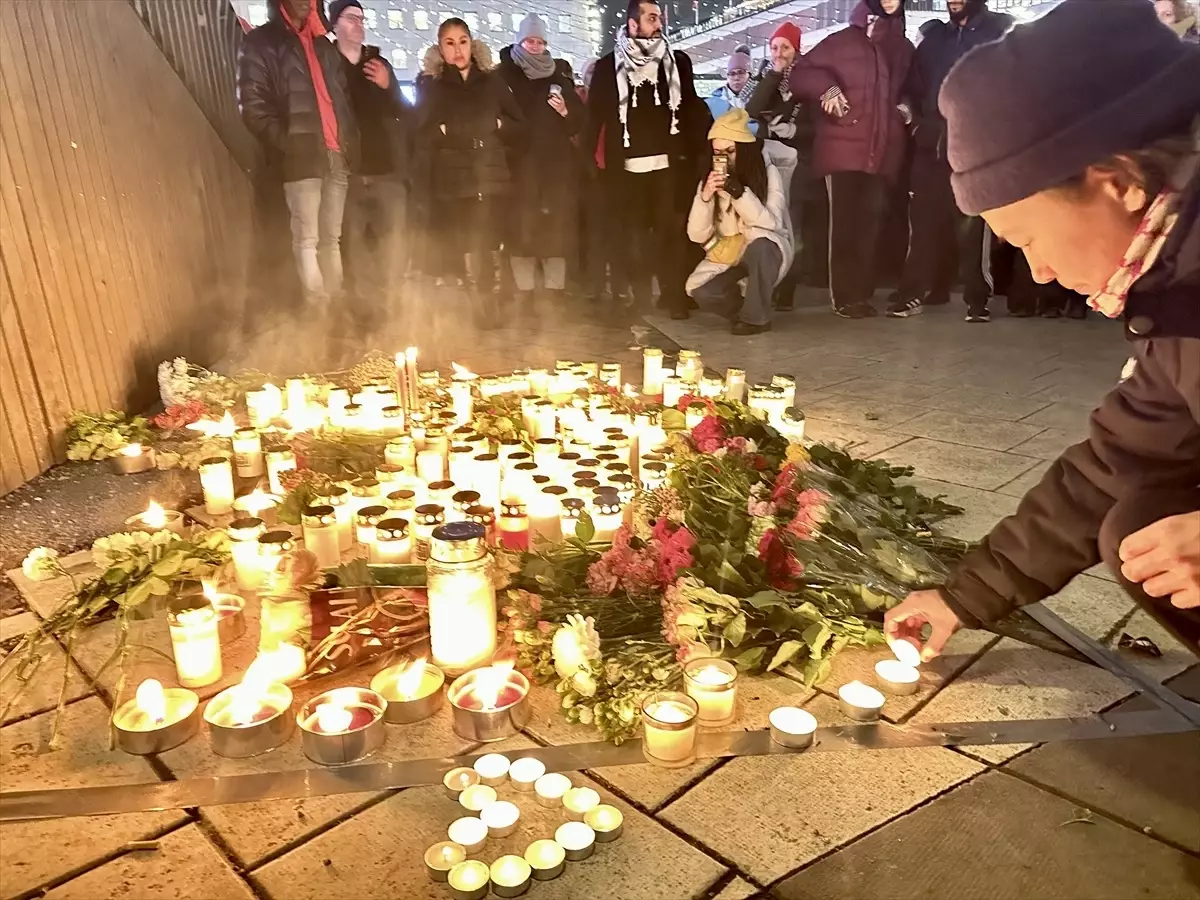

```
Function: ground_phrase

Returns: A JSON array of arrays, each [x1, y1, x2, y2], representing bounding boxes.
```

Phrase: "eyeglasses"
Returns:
[[728, 69, 750, 77]]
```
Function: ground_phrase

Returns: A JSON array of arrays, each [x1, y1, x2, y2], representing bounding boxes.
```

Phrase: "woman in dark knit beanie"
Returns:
[[885, 0, 1200, 658]]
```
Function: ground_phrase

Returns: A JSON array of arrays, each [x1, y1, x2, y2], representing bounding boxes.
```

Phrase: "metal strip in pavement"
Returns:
[[2, 707, 1196, 822]]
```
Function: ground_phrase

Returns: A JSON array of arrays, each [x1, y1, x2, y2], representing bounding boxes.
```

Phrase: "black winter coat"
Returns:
[[417, 43, 525, 202], [496, 47, 584, 258], [236, 0, 358, 182], [338, 47, 411, 178]]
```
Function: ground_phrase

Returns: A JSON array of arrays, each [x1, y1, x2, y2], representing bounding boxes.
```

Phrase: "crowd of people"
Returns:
[[236, 0, 1195, 334]]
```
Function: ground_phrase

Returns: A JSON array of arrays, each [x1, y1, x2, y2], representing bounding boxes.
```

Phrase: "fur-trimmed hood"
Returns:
[[422, 39, 495, 76]]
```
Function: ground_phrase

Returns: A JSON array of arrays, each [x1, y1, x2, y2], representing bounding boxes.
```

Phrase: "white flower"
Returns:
[[21, 547, 60, 581], [577, 705, 595, 725], [572, 670, 598, 698], [744, 438, 758, 454], [552, 614, 601, 679]]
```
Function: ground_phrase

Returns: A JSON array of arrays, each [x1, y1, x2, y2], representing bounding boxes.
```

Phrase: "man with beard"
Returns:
[[585, 0, 707, 319], [885, 0, 1013, 320]]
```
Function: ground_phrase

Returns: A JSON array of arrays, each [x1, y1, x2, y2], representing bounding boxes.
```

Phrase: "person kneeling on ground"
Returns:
[[684, 109, 796, 336], [884, 0, 1200, 660]]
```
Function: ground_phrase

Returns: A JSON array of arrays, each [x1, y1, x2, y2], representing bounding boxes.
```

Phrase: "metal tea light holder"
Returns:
[[297, 687, 387, 765], [112, 686, 200, 755], [447, 668, 532, 742], [204, 682, 295, 758], [370, 661, 446, 724]]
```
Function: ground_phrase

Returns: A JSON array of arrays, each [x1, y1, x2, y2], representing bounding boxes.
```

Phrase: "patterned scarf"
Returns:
[[614, 28, 681, 148], [1087, 187, 1181, 318], [777, 61, 795, 102]]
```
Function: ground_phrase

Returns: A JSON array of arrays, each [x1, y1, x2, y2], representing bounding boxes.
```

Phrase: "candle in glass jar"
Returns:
[[228, 516, 265, 592], [199, 456, 235, 515], [412, 504, 445, 562], [685, 402, 708, 430], [302, 505, 340, 568], [371, 517, 411, 563], [246, 383, 283, 427], [265, 448, 296, 496], [425, 841, 467, 883], [232, 489, 281, 525], [772, 373, 797, 409], [590, 491, 623, 543], [661, 376, 684, 409], [285, 378, 309, 415], [167, 595, 223, 688], [683, 658, 738, 725], [417, 449, 444, 484], [498, 501, 529, 551], [356, 505, 389, 549], [427, 523, 496, 674], [231, 428, 264, 477], [385, 435, 416, 472], [317, 485, 354, 550], [641, 691, 699, 766], [724, 368, 746, 402], [642, 347, 664, 395], [529, 486, 564, 543]]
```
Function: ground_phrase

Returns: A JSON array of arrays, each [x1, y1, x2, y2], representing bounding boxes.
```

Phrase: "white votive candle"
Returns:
[[447, 817, 488, 856], [584, 804, 624, 842], [265, 449, 296, 495], [228, 517, 265, 592], [524, 839, 565, 881], [562, 786, 601, 821], [417, 448, 444, 484], [768, 706, 817, 749], [888, 637, 923, 668], [231, 428, 264, 478], [447, 859, 490, 900], [473, 753, 510, 787], [443, 767, 481, 800], [838, 680, 886, 721], [301, 505, 340, 568], [508, 757, 546, 792], [480, 800, 520, 838], [424, 841, 467, 882], [642, 347, 664, 395], [489, 855, 532, 898], [199, 456, 235, 515], [641, 691, 699, 767], [167, 600, 223, 688], [874, 659, 921, 696], [554, 821, 596, 861], [534, 772, 572, 808], [457, 784, 497, 813]]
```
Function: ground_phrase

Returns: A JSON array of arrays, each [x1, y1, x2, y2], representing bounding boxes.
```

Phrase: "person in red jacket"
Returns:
[[789, 0, 913, 318]]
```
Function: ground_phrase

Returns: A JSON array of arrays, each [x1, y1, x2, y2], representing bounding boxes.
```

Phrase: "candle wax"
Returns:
[[303, 704, 377, 734], [457, 684, 524, 711]]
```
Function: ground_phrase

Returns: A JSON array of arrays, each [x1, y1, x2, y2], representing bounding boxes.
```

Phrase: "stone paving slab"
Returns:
[[773, 770, 1200, 900], [870, 438, 1041, 492], [1006, 667, 1200, 853], [916, 386, 1054, 423], [822, 376, 950, 405], [908, 638, 1132, 764], [658, 694, 985, 884], [525, 674, 816, 811], [1, 641, 93, 727], [798, 396, 925, 432], [1018, 400, 1097, 433], [712, 876, 762, 900], [0, 698, 187, 898], [42, 823, 256, 900], [896, 409, 1047, 453], [905, 477, 1020, 543], [1103, 609, 1195, 682], [251, 775, 726, 900], [1008, 427, 1086, 460], [800, 419, 912, 460], [1040, 575, 1135, 640]]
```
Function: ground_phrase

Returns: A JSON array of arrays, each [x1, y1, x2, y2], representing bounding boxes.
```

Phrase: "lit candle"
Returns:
[[584, 804, 624, 842], [838, 680, 886, 721], [251, 642, 307, 684], [529, 367, 550, 397], [125, 499, 186, 536], [404, 348, 420, 413], [554, 821, 596, 862], [451, 490, 481, 524], [443, 766, 481, 800], [529, 486, 564, 544], [111, 678, 199, 754], [768, 706, 817, 749], [590, 490, 623, 543], [417, 448, 444, 484], [641, 691, 699, 767], [228, 516, 265, 591], [302, 505, 340, 568], [489, 855, 531, 898], [232, 489, 281, 526], [446, 858, 490, 900], [480, 801, 520, 839], [683, 658, 738, 726], [449, 376, 475, 426], [385, 436, 416, 472], [772, 373, 796, 409], [661, 376, 684, 409], [199, 456, 235, 515], [424, 841, 467, 883], [779, 408, 806, 443], [427, 522, 496, 674], [449, 445, 475, 489], [326, 387, 350, 425], [167, 595, 223, 688], [562, 786, 601, 821], [355, 505, 389, 549], [534, 772, 572, 809], [349, 477, 382, 514], [285, 378, 309, 416], [317, 485, 354, 550], [386, 488, 417, 514], [110, 441, 155, 475], [685, 401, 708, 430], [471, 453, 501, 509], [371, 517, 411, 563], [524, 839, 565, 881], [642, 347, 664, 395], [447, 819, 489, 857], [265, 448, 296, 496], [458, 783, 497, 813], [465, 504, 497, 546], [246, 383, 283, 427], [203, 581, 246, 643], [508, 757, 545, 792], [255, 530, 294, 584], [231, 428, 264, 478], [559, 497, 585, 538], [874, 659, 920, 695], [412, 504, 445, 563], [497, 500, 529, 551], [473, 753, 511, 787]]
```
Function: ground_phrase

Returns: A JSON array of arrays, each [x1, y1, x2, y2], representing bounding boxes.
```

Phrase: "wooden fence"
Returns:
[[0, 0, 253, 494]]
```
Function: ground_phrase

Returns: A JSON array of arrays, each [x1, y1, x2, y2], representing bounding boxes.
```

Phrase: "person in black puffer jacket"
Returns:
[[418, 19, 525, 328], [237, 0, 359, 303]]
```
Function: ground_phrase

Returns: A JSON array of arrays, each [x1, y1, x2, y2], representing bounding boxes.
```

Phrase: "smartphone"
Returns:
[[712, 154, 729, 177], [362, 45, 381, 64], [548, 84, 563, 99]]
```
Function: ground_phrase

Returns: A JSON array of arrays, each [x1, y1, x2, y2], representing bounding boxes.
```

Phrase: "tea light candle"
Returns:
[[109, 442, 155, 475], [768, 706, 817, 749], [888, 637, 923, 668], [112, 678, 199, 754], [524, 840, 565, 881], [683, 658, 738, 726], [167, 596, 223, 688], [424, 841, 467, 882], [508, 756, 545, 792], [447, 859, 490, 900], [302, 505, 340, 568], [534, 772, 572, 808], [228, 516, 265, 591], [125, 499, 186, 536], [838, 680, 886, 721], [473, 753, 510, 787], [874, 659, 920, 696], [489, 855, 532, 899], [554, 822, 596, 862], [296, 687, 386, 765], [642, 347, 664, 395], [232, 428, 265, 478], [204, 678, 293, 758], [199, 456, 235, 515], [371, 517, 412, 563], [585, 804, 624, 842], [443, 766, 481, 800], [265, 448, 296, 495], [232, 489, 281, 526], [447, 817, 489, 856], [251, 642, 307, 685], [480, 800, 520, 838], [458, 784, 497, 812], [641, 691, 699, 767], [562, 786, 601, 821]]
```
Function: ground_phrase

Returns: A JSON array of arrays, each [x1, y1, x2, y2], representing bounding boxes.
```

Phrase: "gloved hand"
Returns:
[[723, 175, 745, 199]]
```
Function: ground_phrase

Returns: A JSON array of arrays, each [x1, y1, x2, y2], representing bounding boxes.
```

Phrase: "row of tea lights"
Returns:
[[431, 753, 624, 899]]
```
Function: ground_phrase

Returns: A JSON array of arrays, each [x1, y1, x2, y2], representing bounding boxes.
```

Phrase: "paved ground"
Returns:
[[1, 286, 1197, 900]]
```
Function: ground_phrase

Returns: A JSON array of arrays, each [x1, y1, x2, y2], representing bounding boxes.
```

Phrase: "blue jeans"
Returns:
[[283, 157, 349, 300]]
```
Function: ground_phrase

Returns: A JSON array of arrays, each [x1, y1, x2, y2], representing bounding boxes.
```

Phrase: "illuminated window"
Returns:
[[414, 9, 429, 29], [364, 7, 377, 29], [247, 3, 268, 26], [558, 14, 571, 33], [488, 12, 502, 30], [387, 9, 403, 28], [465, 12, 478, 31], [391, 47, 408, 68], [512, 13, 522, 30]]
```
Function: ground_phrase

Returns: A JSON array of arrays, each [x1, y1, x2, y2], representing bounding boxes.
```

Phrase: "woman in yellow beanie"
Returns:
[[685, 108, 797, 335]]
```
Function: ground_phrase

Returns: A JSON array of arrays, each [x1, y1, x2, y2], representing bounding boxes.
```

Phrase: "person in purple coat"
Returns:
[[789, 0, 913, 318]]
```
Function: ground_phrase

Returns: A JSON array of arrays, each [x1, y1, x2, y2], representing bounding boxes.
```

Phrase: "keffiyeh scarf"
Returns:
[[614, 28, 681, 148], [1087, 186, 1180, 318]]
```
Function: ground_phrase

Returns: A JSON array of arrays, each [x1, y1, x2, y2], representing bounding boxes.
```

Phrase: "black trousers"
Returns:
[[690, 238, 782, 327], [826, 171, 886, 309], [1099, 487, 1200, 651], [441, 194, 507, 301], [608, 167, 686, 313], [898, 152, 991, 309], [344, 174, 406, 303]]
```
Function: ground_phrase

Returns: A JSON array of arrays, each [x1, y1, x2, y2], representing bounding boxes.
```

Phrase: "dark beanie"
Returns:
[[940, 0, 1200, 215], [328, 0, 363, 25]]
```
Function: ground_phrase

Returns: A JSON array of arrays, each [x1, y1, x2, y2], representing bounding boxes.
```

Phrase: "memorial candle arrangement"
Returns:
[[125, 499, 185, 536]]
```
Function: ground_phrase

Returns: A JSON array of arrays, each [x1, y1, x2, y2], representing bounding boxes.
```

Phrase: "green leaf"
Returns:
[[661, 408, 686, 431], [146, 576, 170, 596], [730, 646, 765, 670], [766, 640, 803, 672], [714, 559, 748, 590], [722, 612, 747, 647], [126, 580, 153, 607], [800, 655, 832, 687], [802, 622, 833, 659], [745, 590, 788, 610], [151, 552, 183, 578], [575, 511, 596, 544], [675, 611, 708, 627], [102, 566, 127, 585]]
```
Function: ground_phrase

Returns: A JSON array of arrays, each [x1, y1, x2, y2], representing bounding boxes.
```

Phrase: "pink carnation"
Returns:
[[770, 463, 799, 504], [691, 415, 727, 454], [786, 489, 830, 541], [758, 528, 804, 590], [725, 435, 748, 453]]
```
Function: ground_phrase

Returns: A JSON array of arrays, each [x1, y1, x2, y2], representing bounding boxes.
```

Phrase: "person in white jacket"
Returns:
[[685, 109, 796, 335]]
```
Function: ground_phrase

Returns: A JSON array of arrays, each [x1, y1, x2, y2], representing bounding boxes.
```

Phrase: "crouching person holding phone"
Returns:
[[685, 109, 797, 335]]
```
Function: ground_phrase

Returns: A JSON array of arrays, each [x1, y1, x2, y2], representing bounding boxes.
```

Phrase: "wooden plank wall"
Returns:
[[0, 0, 253, 494]]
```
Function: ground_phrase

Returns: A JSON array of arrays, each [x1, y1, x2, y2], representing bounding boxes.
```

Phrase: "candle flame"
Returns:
[[135, 679, 167, 724], [225, 656, 276, 726], [247, 644, 305, 685], [472, 660, 514, 711], [188, 410, 237, 438], [451, 362, 477, 381], [405, 347, 418, 363], [201, 580, 219, 603], [393, 657, 428, 700], [238, 488, 277, 516], [316, 701, 353, 734], [692, 664, 732, 686], [143, 500, 167, 529], [120, 443, 143, 457]]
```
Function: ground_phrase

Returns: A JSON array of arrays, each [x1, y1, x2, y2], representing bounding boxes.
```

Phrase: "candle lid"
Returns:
[[643, 347, 663, 357], [772, 373, 796, 386], [199, 455, 229, 468], [387, 436, 414, 447], [465, 504, 496, 524], [356, 505, 389, 525], [531, 474, 551, 486], [343, 402, 363, 414], [783, 407, 806, 424], [513, 462, 538, 474], [387, 488, 416, 503], [679, 349, 700, 360], [376, 464, 404, 478], [542, 485, 568, 497], [450, 444, 473, 454], [229, 516, 264, 532], [415, 504, 446, 524], [509, 452, 533, 464], [452, 490, 482, 509], [233, 427, 258, 440], [686, 401, 708, 412], [428, 480, 456, 493], [534, 438, 558, 448], [577, 458, 601, 468], [351, 477, 380, 495], [377, 517, 410, 540], [303, 504, 336, 526], [258, 530, 294, 550], [574, 478, 601, 492], [474, 452, 499, 462], [557, 452, 581, 463], [501, 500, 527, 516], [381, 405, 403, 418], [319, 485, 349, 504], [560, 497, 585, 516], [430, 522, 487, 562]]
